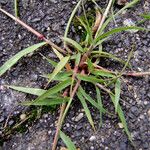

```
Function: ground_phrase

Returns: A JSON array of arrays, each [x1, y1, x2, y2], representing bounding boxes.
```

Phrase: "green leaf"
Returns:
[[87, 59, 94, 72], [43, 71, 72, 81], [115, 79, 121, 112], [8, 85, 59, 98], [92, 51, 127, 65], [62, 37, 84, 52], [95, 26, 146, 44], [77, 74, 104, 84], [140, 13, 150, 20], [92, 69, 115, 78], [34, 79, 71, 102], [8, 85, 46, 96], [77, 17, 93, 44], [109, 94, 133, 145], [137, 13, 150, 25], [47, 56, 70, 83], [14, 0, 18, 17], [64, 0, 82, 46], [41, 54, 57, 67], [77, 90, 95, 130], [60, 131, 76, 150], [95, 38, 108, 47], [0, 42, 46, 76], [79, 86, 107, 113], [75, 52, 81, 65], [21, 97, 69, 106], [97, 0, 140, 35], [96, 86, 103, 126], [52, 47, 63, 60]]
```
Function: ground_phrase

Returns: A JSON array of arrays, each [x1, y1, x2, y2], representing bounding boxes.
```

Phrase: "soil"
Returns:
[[0, 0, 150, 150]]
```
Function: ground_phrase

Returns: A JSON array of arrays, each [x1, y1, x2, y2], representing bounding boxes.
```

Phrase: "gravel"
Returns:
[[0, 0, 150, 150]]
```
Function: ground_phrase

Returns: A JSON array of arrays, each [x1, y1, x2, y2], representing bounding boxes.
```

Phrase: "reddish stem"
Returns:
[[123, 72, 150, 77], [52, 89, 69, 150], [0, 8, 66, 54]]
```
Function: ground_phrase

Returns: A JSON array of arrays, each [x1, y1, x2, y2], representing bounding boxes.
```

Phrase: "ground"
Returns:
[[0, 0, 150, 150]]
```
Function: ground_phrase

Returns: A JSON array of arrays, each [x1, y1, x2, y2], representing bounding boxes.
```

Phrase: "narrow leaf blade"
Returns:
[[96, 86, 103, 126], [77, 74, 104, 84], [95, 26, 146, 44], [110, 94, 133, 144], [92, 69, 115, 78], [60, 131, 76, 150], [79, 86, 106, 113], [115, 79, 121, 112], [8, 85, 59, 98], [21, 97, 69, 106], [62, 37, 84, 52], [0, 42, 46, 76], [34, 79, 71, 102], [48, 56, 70, 83], [77, 90, 95, 130], [8, 85, 46, 96]]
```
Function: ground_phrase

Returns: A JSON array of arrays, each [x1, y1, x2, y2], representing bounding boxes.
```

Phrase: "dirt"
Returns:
[[0, 0, 150, 150]]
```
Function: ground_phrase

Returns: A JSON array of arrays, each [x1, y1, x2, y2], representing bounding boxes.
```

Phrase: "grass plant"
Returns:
[[0, 0, 150, 149]]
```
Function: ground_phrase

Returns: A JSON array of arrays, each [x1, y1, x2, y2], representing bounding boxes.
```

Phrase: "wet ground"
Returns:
[[0, 0, 150, 150]]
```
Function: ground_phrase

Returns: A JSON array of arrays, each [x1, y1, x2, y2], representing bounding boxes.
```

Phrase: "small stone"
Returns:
[[118, 123, 124, 128], [89, 135, 96, 141], [8, 120, 14, 126], [0, 0, 7, 5], [0, 116, 4, 123], [48, 130, 52, 135], [43, 114, 48, 118], [20, 114, 26, 120], [90, 146, 95, 150], [147, 109, 150, 118], [123, 19, 138, 33], [75, 113, 84, 122], [117, 0, 127, 5], [31, 17, 41, 23], [66, 123, 70, 127]]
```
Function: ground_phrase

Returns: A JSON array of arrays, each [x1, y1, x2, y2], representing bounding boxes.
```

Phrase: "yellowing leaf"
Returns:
[[47, 56, 70, 83], [62, 37, 84, 52], [115, 79, 121, 112]]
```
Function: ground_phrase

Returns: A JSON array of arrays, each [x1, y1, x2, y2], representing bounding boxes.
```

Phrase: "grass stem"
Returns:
[[95, 0, 114, 38], [0, 8, 67, 54]]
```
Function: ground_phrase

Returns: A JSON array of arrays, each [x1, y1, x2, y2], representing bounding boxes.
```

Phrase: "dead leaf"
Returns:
[[92, 9, 102, 35], [117, 0, 127, 5], [60, 147, 68, 150]]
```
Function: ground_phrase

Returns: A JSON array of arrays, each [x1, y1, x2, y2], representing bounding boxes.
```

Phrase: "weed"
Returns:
[[0, 0, 150, 149]]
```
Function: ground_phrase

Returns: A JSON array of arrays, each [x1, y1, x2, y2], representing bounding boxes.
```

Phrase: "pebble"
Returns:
[[89, 136, 96, 141], [118, 123, 124, 129], [90, 146, 95, 150], [20, 114, 26, 120], [147, 109, 150, 118], [0, 116, 4, 123], [75, 113, 84, 122], [0, 0, 7, 5], [31, 17, 41, 23], [66, 123, 70, 128], [8, 120, 14, 126], [123, 18, 138, 33]]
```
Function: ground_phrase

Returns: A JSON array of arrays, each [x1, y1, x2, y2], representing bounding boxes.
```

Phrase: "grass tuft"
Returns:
[[0, 0, 150, 149]]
